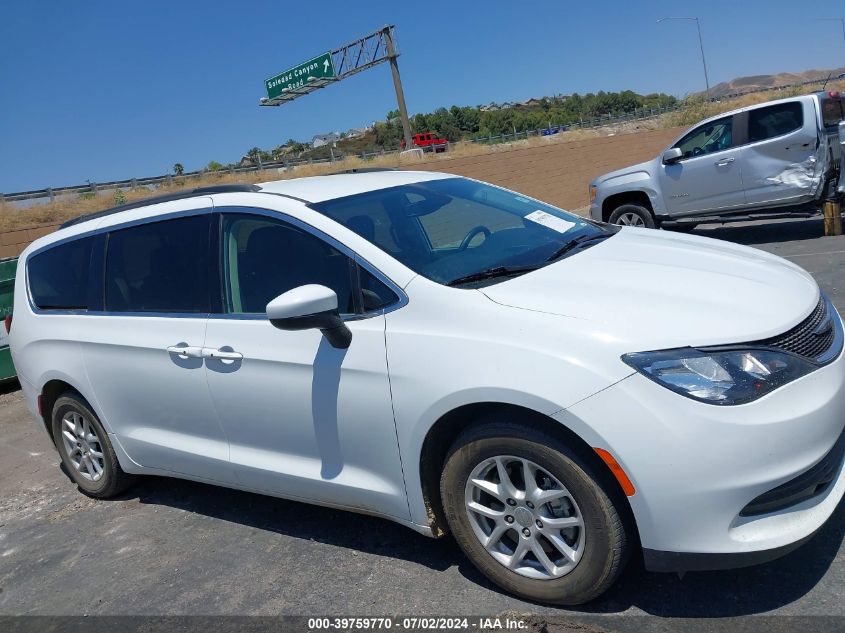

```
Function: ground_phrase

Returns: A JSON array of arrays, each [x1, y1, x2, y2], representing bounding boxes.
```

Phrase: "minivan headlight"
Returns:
[[621, 347, 817, 405]]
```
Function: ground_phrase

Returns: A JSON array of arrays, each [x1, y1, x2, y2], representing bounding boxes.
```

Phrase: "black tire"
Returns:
[[51, 392, 134, 498], [608, 203, 655, 229], [440, 419, 629, 605]]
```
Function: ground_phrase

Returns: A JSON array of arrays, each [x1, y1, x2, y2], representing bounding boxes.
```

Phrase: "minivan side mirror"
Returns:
[[662, 147, 683, 164], [266, 285, 352, 349]]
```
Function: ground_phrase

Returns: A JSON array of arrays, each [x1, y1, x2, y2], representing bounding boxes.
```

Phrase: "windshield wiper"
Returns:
[[545, 232, 613, 263], [446, 265, 540, 287]]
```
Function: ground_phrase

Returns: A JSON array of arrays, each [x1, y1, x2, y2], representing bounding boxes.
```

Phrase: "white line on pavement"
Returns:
[[784, 250, 845, 258]]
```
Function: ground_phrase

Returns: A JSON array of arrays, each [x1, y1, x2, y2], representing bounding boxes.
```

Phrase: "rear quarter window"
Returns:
[[748, 102, 804, 142], [27, 237, 94, 310]]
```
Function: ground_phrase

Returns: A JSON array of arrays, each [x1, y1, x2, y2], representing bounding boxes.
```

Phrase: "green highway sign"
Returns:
[[265, 52, 336, 100]]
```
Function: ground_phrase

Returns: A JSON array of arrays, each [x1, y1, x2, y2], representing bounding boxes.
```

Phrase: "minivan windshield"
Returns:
[[311, 177, 616, 287]]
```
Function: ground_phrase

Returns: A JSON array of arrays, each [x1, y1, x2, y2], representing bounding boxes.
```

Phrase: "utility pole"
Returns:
[[383, 26, 413, 151], [658, 17, 711, 101]]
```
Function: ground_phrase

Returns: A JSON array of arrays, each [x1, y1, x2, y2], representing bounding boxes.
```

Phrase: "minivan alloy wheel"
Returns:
[[465, 455, 585, 580], [60, 411, 105, 481]]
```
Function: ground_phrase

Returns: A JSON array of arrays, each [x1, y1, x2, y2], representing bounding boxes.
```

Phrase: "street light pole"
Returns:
[[658, 16, 711, 102]]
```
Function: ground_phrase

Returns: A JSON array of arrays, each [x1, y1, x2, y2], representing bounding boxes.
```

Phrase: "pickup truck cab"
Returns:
[[401, 132, 448, 153], [590, 91, 845, 229]]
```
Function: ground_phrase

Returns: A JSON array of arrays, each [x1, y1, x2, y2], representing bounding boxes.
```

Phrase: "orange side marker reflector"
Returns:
[[594, 448, 636, 496]]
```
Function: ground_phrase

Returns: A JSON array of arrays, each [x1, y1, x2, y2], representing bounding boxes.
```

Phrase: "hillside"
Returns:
[[705, 67, 845, 99]]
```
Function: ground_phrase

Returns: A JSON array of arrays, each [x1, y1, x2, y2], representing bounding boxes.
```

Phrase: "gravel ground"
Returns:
[[0, 218, 843, 632]]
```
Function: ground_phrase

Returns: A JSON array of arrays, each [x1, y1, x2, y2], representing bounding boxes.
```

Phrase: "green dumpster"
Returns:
[[0, 257, 18, 381]]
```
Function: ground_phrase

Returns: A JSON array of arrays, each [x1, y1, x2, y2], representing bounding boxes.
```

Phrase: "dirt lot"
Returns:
[[412, 127, 683, 213], [0, 218, 843, 630], [0, 127, 682, 259]]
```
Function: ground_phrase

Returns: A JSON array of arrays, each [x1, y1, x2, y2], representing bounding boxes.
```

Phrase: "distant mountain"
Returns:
[[701, 67, 845, 99]]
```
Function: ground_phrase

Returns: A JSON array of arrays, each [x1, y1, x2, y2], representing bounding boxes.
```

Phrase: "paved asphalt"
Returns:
[[0, 218, 843, 628]]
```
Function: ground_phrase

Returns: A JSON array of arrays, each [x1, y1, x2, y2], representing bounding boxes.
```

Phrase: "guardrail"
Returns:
[[1, 74, 837, 205]]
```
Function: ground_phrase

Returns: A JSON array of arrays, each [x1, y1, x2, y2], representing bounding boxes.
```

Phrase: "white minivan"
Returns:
[[9, 172, 845, 604]]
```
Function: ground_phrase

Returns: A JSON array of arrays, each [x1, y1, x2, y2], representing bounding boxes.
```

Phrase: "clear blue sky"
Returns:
[[1, 0, 843, 192]]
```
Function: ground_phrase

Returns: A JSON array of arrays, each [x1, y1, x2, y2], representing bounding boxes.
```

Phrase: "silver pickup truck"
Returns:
[[589, 91, 845, 229]]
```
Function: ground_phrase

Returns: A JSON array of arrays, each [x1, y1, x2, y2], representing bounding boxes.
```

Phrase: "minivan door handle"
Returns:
[[202, 347, 243, 361], [166, 345, 204, 358], [714, 157, 735, 166]]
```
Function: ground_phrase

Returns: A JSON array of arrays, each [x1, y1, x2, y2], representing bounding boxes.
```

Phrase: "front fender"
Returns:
[[593, 159, 668, 216]]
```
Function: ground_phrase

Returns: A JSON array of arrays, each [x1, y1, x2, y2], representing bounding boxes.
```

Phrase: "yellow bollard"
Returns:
[[823, 199, 842, 237]]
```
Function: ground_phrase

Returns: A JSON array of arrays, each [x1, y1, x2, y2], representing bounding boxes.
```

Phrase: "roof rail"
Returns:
[[329, 167, 398, 175], [60, 184, 262, 229]]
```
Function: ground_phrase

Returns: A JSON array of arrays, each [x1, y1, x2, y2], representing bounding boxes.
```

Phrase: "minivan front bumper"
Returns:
[[560, 342, 845, 572]]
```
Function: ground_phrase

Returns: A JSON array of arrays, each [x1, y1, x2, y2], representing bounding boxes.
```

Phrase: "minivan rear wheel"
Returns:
[[52, 393, 134, 498], [440, 420, 629, 605], [608, 204, 655, 229]]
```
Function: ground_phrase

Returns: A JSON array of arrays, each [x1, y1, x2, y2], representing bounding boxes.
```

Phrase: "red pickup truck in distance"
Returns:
[[401, 132, 448, 153]]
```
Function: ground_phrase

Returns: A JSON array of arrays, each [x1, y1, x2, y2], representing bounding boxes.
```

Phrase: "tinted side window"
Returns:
[[222, 214, 355, 315], [748, 102, 803, 142], [105, 215, 211, 313], [28, 237, 94, 310], [675, 117, 733, 158], [360, 268, 399, 311]]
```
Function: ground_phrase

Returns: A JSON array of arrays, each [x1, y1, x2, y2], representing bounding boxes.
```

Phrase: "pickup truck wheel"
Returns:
[[608, 204, 655, 229]]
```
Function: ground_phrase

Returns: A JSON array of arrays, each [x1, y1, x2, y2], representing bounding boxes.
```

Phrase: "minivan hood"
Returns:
[[480, 228, 819, 350]]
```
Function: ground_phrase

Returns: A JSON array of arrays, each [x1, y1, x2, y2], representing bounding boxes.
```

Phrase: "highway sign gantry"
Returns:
[[265, 52, 336, 100]]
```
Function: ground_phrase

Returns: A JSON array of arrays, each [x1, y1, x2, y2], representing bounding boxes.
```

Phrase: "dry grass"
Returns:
[[662, 80, 845, 128], [3, 80, 844, 234], [0, 155, 401, 232], [1, 136, 615, 231]]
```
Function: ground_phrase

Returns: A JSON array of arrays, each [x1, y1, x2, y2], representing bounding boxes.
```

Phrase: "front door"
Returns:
[[82, 208, 236, 484], [203, 210, 410, 521], [660, 115, 746, 216]]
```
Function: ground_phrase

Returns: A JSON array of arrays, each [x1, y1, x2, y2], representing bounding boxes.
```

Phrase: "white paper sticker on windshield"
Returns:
[[525, 210, 576, 234]]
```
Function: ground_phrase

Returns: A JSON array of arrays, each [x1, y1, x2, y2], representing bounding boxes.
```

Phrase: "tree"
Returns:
[[373, 119, 403, 149], [206, 160, 223, 172], [173, 163, 184, 175], [226, 87, 678, 162], [285, 138, 308, 154]]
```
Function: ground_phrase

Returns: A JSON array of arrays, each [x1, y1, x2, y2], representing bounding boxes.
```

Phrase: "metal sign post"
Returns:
[[383, 27, 413, 151], [260, 25, 413, 150]]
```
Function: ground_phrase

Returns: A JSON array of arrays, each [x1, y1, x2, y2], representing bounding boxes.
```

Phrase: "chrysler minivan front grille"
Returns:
[[752, 296, 839, 362]]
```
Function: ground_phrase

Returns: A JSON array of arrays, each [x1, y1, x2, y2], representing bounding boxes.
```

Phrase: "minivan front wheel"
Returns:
[[608, 204, 655, 229], [440, 421, 628, 605], [52, 393, 133, 498]]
